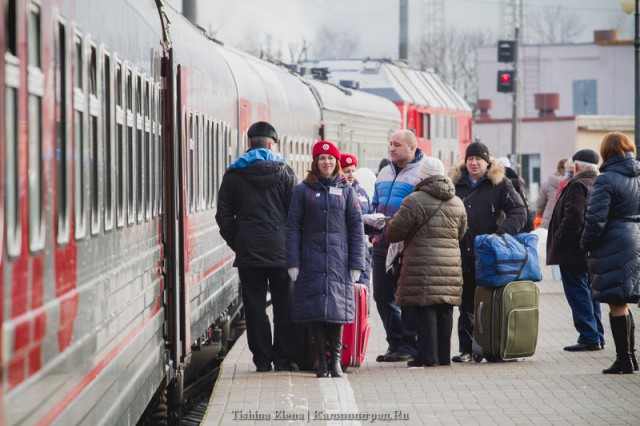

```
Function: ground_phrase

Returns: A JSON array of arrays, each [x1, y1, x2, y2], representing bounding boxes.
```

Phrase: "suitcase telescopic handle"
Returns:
[[477, 302, 484, 334]]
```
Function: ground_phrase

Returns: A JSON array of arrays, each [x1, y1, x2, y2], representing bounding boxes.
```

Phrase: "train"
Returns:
[[0, 0, 470, 424]]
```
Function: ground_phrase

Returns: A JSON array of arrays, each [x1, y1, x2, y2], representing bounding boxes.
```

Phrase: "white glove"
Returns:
[[350, 269, 361, 283], [362, 213, 386, 230], [288, 267, 299, 282]]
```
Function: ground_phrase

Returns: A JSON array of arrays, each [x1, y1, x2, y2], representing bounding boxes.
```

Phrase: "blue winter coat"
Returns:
[[580, 152, 640, 304], [352, 178, 374, 287], [286, 174, 366, 323]]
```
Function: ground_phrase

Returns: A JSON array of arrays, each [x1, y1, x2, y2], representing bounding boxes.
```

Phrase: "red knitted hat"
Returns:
[[312, 141, 341, 159], [340, 153, 358, 169]]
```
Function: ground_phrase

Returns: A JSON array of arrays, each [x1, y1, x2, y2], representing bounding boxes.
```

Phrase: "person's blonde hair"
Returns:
[[600, 132, 636, 163]]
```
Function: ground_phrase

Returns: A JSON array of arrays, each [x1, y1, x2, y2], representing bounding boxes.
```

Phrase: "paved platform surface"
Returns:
[[203, 279, 640, 425]]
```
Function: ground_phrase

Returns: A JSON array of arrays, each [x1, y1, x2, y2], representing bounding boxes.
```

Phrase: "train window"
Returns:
[[212, 121, 219, 207], [55, 20, 70, 245], [5, 43, 20, 257], [103, 51, 114, 231], [73, 32, 86, 239], [155, 83, 162, 216], [115, 60, 125, 228], [203, 118, 209, 209], [89, 43, 100, 236], [195, 114, 201, 212], [5, 0, 17, 55], [27, 1, 44, 252], [126, 67, 134, 225], [136, 73, 143, 223], [144, 79, 151, 220], [425, 114, 431, 140], [188, 112, 194, 213]]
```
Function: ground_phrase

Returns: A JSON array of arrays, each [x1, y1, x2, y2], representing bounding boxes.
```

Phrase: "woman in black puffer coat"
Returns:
[[581, 132, 640, 374]]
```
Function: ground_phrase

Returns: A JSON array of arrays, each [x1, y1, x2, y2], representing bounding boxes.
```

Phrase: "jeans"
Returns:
[[372, 250, 417, 355], [560, 265, 605, 346], [238, 267, 295, 368]]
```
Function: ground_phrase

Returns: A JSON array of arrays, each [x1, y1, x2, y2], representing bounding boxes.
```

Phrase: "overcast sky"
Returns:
[[166, 0, 633, 61]]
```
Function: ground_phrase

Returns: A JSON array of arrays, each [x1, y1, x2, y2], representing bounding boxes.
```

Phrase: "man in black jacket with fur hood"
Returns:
[[216, 121, 298, 372], [449, 142, 527, 363]]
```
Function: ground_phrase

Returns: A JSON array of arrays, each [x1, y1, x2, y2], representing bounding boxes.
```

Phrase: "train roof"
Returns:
[[300, 59, 471, 113], [303, 78, 401, 123]]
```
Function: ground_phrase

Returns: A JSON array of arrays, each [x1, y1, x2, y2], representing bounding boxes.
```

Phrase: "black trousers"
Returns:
[[457, 269, 477, 354], [238, 267, 294, 368], [415, 304, 454, 365]]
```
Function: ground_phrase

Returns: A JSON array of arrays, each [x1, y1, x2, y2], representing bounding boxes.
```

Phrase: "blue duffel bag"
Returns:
[[474, 233, 542, 287]]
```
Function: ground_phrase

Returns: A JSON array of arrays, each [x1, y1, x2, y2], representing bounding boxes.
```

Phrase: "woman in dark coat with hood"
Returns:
[[286, 141, 365, 378], [581, 132, 640, 374]]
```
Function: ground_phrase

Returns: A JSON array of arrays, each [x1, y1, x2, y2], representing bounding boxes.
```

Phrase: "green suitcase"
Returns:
[[472, 280, 539, 362]]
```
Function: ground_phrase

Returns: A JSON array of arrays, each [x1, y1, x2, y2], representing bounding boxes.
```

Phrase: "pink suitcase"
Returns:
[[341, 283, 371, 368]]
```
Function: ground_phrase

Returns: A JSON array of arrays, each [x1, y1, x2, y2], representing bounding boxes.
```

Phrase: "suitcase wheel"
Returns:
[[472, 354, 483, 363]]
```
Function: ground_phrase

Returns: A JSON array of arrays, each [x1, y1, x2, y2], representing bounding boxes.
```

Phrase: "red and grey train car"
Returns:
[[0, 1, 401, 424], [301, 59, 473, 170]]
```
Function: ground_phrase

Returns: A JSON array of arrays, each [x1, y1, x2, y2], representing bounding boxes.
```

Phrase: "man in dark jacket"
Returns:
[[547, 149, 604, 352], [215, 121, 298, 372], [449, 142, 527, 362]]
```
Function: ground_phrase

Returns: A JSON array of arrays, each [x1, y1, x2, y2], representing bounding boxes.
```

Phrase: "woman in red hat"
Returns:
[[286, 141, 366, 378]]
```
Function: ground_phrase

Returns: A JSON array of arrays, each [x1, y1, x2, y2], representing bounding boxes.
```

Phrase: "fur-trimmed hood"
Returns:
[[449, 157, 506, 186]]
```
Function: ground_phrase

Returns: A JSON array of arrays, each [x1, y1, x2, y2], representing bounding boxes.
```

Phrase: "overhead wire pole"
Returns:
[[510, 0, 522, 175]]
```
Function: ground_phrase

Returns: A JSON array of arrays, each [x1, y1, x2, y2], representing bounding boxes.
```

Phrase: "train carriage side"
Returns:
[[218, 47, 321, 178], [303, 78, 401, 171], [161, 4, 241, 373], [2, 0, 166, 424]]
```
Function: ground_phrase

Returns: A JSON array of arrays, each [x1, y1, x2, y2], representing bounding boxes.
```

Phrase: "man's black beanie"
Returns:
[[247, 121, 278, 142], [465, 142, 491, 164]]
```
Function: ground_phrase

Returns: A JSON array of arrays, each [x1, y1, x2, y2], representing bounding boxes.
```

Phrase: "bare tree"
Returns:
[[416, 27, 494, 108], [288, 38, 311, 64], [525, 5, 585, 44], [311, 24, 360, 59]]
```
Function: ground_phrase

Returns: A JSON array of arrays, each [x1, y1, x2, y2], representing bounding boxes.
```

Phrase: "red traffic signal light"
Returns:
[[497, 70, 515, 93]]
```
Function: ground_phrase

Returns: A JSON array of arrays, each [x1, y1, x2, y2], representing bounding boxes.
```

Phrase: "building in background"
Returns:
[[474, 30, 634, 202]]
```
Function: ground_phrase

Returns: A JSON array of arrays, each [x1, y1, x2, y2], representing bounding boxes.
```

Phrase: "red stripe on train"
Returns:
[[188, 254, 235, 288]]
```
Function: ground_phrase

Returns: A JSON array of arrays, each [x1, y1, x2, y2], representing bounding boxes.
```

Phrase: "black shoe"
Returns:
[[256, 364, 272, 372], [274, 362, 299, 372], [376, 349, 395, 362], [384, 350, 414, 362], [563, 343, 601, 352], [407, 360, 424, 368], [452, 353, 472, 363]]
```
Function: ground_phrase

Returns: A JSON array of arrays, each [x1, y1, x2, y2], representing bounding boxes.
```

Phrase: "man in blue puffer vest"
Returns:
[[371, 129, 424, 362], [216, 121, 298, 373]]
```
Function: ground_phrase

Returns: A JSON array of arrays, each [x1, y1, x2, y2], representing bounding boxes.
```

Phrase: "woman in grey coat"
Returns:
[[286, 141, 365, 378], [386, 157, 467, 367]]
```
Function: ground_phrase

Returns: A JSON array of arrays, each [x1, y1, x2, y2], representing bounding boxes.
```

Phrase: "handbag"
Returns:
[[474, 232, 542, 287], [390, 201, 444, 280]]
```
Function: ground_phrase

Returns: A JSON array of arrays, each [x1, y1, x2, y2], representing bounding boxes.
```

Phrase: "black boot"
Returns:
[[628, 311, 639, 371], [311, 323, 329, 378], [603, 314, 634, 374], [327, 324, 344, 378]]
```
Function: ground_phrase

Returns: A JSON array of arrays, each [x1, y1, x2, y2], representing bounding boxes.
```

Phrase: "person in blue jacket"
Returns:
[[581, 132, 640, 374], [340, 152, 382, 289], [286, 141, 366, 378], [371, 130, 424, 362]]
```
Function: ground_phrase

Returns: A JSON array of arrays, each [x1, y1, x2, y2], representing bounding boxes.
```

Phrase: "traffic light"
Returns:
[[497, 70, 514, 93], [497, 40, 516, 63]]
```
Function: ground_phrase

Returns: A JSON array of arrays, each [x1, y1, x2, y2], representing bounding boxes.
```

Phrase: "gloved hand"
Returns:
[[350, 269, 361, 283], [533, 216, 542, 229], [362, 213, 386, 230], [288, 267, 299, 282]]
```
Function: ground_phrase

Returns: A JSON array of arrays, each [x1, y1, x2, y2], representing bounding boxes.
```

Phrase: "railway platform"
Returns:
[[202, 279, 640, 425]]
